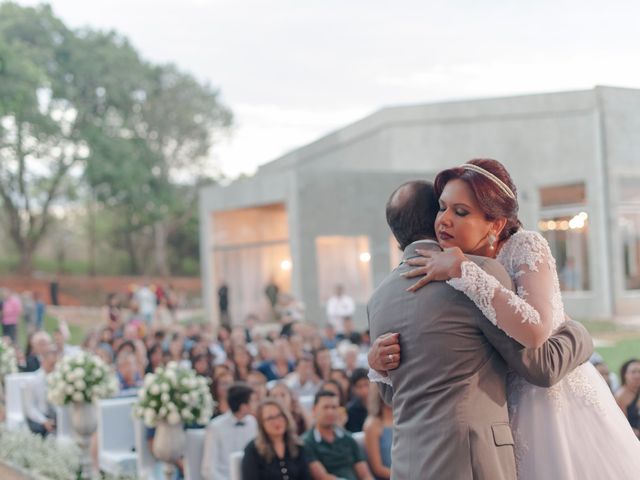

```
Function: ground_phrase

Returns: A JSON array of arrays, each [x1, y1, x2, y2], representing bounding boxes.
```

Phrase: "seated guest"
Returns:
[[115, 351, 142, 394], [247, 370, 269, 402], [329, 369, 351, 404], [318, 380, 348, 428], [615, 358, 640, 438], [285, 353, 321, 398], [345, 369, 370, 433], [52, 324, 80, 357], [95, 342, 114, 366], [268, 381, 310, 435], [363, 389, 392, 479], [313, 347, 333, 382], [340, 343, 362, 377], [145, 342, 164, 374], [258, 339, 295, 381], [242, 398, 312, 480], [191, 352, 213, 378], [231, 344, 253, 381], [211, 370, 234, 417], [303, 390, 373, 480], [201, 382, 258, 480], [22, 331, 51, 372], [23, 344, 58, 436]]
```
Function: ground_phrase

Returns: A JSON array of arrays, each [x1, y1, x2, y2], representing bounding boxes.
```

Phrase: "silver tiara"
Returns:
[[461, 164, 516, 200]]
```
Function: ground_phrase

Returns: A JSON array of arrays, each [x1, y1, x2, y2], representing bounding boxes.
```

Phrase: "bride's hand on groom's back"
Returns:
[[369, 333, 401, 373], [403, 247, 466, 292]]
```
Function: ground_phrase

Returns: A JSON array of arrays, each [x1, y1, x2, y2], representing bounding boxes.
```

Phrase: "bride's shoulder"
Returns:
[[500, 229, 553, 271]]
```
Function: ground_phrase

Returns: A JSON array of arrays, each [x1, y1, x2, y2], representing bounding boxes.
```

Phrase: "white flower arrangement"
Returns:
[[0, 425, 80, 480], [47, 351, 118, 405], [134, 361, 214, 427], [0, 341, 17, 383]]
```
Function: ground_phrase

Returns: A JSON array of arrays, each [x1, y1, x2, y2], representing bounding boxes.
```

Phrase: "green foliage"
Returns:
[[0, 2, 231, 275], [16, 313, 85, 351]]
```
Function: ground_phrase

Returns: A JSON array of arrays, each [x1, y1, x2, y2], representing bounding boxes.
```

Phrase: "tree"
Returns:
[[0, 3, 232, 275], [0, 3, 87, 274]]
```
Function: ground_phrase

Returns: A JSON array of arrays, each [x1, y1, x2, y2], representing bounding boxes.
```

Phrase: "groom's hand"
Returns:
[[368, 333, 401, 373]]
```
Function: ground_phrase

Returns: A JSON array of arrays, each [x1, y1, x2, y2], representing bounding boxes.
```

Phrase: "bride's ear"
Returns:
[[492, 218, 508, 238]]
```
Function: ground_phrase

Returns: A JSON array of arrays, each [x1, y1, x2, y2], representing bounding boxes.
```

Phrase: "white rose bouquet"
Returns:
[[0, 341, 17, 384], [47, 351, 118, 405], [134, 361, 214, 427]]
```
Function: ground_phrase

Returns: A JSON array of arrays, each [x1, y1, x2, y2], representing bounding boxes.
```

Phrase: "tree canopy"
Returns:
[[0, 2, 232, 275]]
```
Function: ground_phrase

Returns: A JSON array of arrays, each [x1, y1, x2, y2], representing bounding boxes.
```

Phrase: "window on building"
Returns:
[[540, 183, 586, 208], [620, 211, 640, 290], [315, 236, 373, 304], [212, 204, 291, 323], [538, 182, 590, 292], [538, 213, 590, 291]]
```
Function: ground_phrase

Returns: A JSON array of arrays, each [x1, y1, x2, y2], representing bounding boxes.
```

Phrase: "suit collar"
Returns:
[[401, 239, 441, 264]]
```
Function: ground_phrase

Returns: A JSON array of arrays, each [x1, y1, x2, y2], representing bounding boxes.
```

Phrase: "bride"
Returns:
[[369, 158, 640, 479]]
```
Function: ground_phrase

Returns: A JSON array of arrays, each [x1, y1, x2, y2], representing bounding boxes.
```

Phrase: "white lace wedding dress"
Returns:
[[447, 229, 640, 479]]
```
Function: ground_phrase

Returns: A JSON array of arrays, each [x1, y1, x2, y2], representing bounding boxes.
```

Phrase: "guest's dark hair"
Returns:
[[116, 340, 136, 356], [228, 382, 255, 413], [434, 159, 522, 242], [620, 358, 640, 386], [386, 180, 439, 251], [314, 389, 338, 406], [350, 368, 369, 386]]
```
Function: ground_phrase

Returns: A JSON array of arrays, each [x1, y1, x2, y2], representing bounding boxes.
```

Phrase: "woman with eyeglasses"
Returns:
[[242, 398, 311, 480]]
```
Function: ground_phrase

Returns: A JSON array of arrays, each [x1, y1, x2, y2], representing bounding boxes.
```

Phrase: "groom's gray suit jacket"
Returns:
[[367, 240, 593, 480]]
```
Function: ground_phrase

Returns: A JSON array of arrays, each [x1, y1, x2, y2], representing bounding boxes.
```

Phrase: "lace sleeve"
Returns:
[[447, 232, 557, 348], [368, 368, 393, 386]]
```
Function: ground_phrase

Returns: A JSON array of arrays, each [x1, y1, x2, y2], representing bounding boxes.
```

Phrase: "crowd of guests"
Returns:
[[0, 288, 46, 343], [3, 279, 640, 479], [1, 280, 391, 479]]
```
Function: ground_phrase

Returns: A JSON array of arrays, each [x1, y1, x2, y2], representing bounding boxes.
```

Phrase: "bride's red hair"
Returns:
[[434, 159, 522, 241]]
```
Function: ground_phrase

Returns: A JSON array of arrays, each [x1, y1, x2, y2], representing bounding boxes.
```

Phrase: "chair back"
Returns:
[[184, 428, 206, 480], [133, 417, 159, 479], [229, 451, 244, 480], [5, 372, 37, 430]]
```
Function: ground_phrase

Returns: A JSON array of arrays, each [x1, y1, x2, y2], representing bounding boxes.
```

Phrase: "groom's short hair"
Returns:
[[386, 180, 439, 251]]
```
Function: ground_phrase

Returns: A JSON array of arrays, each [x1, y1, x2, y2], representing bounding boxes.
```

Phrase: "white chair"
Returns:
[[229, 451, 243, 480], [5, 372, 37, 430], [97, 397, 137, 476], [184, 428, 205, 480], [133, 418, 161, 480], [55, 405, 74, 444]]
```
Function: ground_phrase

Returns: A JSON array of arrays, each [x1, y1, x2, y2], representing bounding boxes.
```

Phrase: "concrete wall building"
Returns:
[[199, 86, 640, 327]]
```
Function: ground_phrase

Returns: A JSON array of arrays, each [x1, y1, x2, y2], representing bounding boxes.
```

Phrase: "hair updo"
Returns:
[[434, 159, 522, 241]]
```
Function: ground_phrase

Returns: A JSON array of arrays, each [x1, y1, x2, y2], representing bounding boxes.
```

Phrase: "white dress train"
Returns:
[[447, 230, 640, 479]]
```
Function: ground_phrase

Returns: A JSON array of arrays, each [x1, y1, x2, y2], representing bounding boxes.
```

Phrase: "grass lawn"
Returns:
[[582, 319, 640, 376], [14, 314, 85, 350], [595, 338, 640, 377]]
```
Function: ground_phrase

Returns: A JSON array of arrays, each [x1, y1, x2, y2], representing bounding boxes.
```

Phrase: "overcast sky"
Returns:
[[17, 0, 640, 177]]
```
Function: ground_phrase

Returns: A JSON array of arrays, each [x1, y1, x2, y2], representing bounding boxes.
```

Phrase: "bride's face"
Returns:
[[435, 179, 501, 257]]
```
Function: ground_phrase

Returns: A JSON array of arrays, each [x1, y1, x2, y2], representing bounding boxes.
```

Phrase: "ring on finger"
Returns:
[[387, 353, 393, 363]]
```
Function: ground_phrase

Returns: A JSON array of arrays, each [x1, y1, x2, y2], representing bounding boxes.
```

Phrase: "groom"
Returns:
[[367, 180, 593, 480]]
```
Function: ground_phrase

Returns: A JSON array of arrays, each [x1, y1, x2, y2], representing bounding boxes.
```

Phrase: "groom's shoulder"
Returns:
[[466, 255, 512, 291], [368, 266, 453, 309]]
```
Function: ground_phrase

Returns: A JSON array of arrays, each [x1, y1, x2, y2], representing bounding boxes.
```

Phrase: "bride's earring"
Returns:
[[488, 233, 496, 250]]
